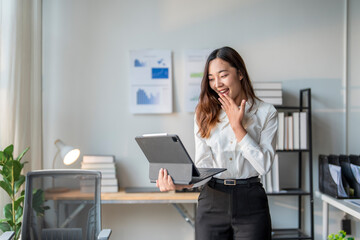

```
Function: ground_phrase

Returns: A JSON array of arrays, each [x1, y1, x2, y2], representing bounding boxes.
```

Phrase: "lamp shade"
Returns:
[[54, 139, 80, 165]]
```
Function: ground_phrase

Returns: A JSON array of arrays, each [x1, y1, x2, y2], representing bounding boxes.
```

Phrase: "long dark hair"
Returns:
[[195, 46, 259, 138]]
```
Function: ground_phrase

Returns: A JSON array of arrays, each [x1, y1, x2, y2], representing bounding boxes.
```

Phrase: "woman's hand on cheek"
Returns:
[[218, 94, 246, 131]]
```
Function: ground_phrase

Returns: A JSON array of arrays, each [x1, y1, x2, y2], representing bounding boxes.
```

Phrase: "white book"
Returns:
[[300, 112, 308, 149], [81, 178, 118, 186], [271, 154, 280, 192], [288, 115, 294, 150], [102, 173, 116, 179], [284, 116, 289, 150], [255, 90, 282, 97], [82, 155, 114, 163], [81, 162, 115, 169], [277, 112, 285, 150], [253, 82, 282, 90], [266, 169, 273, 193], [293, 112, 300, 149], [259, 97, 282, 105]]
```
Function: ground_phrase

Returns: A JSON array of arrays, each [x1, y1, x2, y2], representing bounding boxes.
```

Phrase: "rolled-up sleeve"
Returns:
[[194, 117, 214, 168], [236, 109, 278, 176]]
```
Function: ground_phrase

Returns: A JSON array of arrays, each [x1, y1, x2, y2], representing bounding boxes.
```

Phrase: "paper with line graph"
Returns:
[[130, 49, 172, 114], [184, 49, 211, 112]]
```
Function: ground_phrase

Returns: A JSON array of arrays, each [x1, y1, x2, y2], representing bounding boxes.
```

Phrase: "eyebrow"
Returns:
[[208, 70, 229, 76]]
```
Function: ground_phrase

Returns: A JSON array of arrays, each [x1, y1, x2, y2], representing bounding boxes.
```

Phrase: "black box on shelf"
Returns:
[[340, 155, 360, 198], [319, 154, 360, 198]]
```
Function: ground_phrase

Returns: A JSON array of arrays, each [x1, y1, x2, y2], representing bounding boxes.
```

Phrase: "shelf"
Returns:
[[276, 149, 310, 153], [267, 188, 310, 196], [272, 89, 314, 240], [272, 229, 311, 239]]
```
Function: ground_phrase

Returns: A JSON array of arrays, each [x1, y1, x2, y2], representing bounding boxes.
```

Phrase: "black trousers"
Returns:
[[195, 180, 272, 240]]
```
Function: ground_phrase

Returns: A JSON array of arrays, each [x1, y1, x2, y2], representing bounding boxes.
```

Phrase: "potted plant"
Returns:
[[328, 230, 354, 240], [0, 144, 29, 239]]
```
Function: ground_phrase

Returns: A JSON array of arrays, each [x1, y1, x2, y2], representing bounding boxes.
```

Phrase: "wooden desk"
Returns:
[[46, 188, 200, 227], [316, 191, 360, 240], [46, 188, 199, 203]]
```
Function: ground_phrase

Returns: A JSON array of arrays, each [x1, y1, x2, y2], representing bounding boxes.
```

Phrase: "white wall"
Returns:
[[42, 0, 359, 239]]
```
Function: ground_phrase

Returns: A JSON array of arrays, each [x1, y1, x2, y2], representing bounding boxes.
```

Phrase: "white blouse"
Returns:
[[194, 99, 278, 179]]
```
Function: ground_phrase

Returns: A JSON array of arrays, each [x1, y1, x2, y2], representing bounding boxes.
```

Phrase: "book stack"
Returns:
[[80, 155, 118, 193], [276, 112, 308, 150], [253, 82, 283, 106]]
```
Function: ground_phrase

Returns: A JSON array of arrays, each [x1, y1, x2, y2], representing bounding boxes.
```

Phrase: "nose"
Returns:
[[214, 77, 223, 89]]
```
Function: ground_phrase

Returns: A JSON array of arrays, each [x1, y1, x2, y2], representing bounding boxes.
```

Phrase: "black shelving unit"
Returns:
[[269, 89, 314, 240]]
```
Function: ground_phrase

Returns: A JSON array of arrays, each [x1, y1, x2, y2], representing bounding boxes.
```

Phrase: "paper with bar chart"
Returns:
[[184, 49, 211, 112], [130, 50, 172, 113]]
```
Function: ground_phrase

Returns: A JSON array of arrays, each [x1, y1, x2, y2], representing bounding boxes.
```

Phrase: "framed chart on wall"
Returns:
[[129, 49, 172, 114], [183, 49, 211, 112]]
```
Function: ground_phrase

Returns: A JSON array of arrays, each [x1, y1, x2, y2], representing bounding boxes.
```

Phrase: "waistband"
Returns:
[[210, 176, 260, 186]]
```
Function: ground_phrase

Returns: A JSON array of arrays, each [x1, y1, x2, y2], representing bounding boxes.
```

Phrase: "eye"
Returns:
[[220, 74, 228, 78], [208, 78, 214, 82]]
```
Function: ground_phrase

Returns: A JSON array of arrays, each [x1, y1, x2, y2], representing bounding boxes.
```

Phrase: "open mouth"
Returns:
[[218, 88, 229, 96]]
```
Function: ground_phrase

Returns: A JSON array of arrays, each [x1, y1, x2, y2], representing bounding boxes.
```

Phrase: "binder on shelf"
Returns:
[[319, 155, 349, 198], [287, 115, 293, 150], [284, 115, 289, 150], [276, 112, 285, 150], [299, 112, 307, 149], [293, 112, 300, 150], [340, 155, 360, 198], [271, 154, 280, 192], [277, 111, 307, 151]]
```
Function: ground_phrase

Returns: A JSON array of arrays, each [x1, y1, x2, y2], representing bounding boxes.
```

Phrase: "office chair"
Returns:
[[1, 170, 111, 240], [0, 232, 14, 240]]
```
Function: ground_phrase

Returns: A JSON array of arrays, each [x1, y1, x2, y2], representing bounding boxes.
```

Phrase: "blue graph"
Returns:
[[152, 68, 169, 79], [157, 58, 166, 66], [137, 88, 160, 105], [134, 59, 146, 67]]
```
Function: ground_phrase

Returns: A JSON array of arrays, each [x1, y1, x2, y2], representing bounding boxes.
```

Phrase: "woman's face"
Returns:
[[208, 58, 243, 105]]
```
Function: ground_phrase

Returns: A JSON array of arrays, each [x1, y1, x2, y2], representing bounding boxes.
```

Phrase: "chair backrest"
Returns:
[[21, 170, 101, 240]]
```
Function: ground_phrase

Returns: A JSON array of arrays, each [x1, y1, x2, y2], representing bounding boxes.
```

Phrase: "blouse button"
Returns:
[[230, 141, 233, 144], [229, 157, 232, 161]]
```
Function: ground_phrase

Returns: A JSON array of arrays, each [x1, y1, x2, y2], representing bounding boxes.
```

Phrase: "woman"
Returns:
[[157, 46, 278, 240]]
